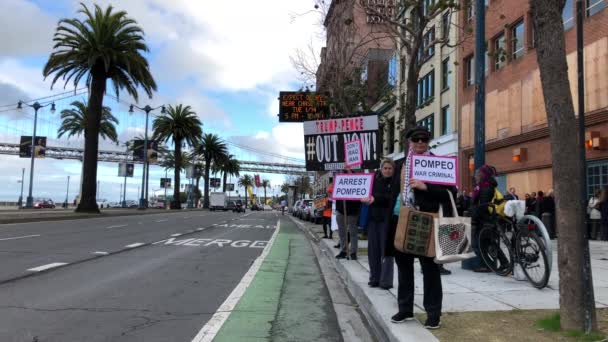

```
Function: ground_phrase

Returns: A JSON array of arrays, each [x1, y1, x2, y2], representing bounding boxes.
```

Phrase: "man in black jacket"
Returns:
[[335, 168, 362, 260]]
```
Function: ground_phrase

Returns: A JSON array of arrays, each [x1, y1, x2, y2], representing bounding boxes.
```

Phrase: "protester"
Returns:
[[335, 168, 361, 260], [588, 189, 602, 240], [505, 187, 519, 201], [361, 159, 396, 289], [535, 191, 545, 217], [525, 192, 537, 215], [390, 126, 456, 330], [322, 178, 333, 239], [471, 164, 499, 273], [599, 187, 608, 241]]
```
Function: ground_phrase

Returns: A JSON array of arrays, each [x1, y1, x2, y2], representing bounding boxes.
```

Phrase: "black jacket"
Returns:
[[335, 199, 361, 216], [369, 172, 396, 222]]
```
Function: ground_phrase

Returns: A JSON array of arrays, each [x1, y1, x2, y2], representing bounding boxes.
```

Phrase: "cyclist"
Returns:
[[280, 199, 287, 215]]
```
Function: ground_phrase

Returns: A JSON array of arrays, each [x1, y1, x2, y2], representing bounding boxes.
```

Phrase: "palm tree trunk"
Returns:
[[172, 138, 182, 210], [203, 158, 211, 208], [76, 68, 104, 213], [222, 172, 227, 192], [195, 176, 201, 206]]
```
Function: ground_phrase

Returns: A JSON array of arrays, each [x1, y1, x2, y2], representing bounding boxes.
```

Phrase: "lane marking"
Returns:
[[191, 219, 281, 342], [183, 216, 191, 219], [125, 243, 145, 248], [0, 234, 41, 241], [107, 224, 128, 229], [171, 233, 182, 237], [196, 228, 205, 231], [93, 251, 109, 255], [156, 219, 168, 223], [27, 262, 68, 272]]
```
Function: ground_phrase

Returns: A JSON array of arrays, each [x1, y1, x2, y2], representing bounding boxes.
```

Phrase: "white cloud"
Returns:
[[228, 123, 304, 163], [0, 0, 56, 57]]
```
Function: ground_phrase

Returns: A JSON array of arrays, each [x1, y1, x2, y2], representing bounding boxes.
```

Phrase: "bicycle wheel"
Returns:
[[478, 225, 513, 276], [516, 230, 550, 289]]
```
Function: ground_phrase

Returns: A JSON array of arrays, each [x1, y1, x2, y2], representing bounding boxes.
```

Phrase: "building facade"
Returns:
[[458, 0, 608, 195]]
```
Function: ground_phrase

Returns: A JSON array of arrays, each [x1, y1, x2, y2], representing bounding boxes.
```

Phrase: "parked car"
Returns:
[[151, 200, 165, 209], [292, 200, 302, 217], [33, 198, 55, 209], [301, 200, 314, 220], [251, 203, 264, 211], [226, 201, 236, 211], [233, 200, 245, 213]]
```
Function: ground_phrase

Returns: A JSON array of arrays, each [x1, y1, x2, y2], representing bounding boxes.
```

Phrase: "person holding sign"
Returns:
[[361, 159, 396, 289], [334, 168, 361, 261], [390, 126, 457, 330]]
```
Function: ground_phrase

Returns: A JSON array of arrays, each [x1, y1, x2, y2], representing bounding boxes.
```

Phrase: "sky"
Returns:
[[0, 0, 325, 202]]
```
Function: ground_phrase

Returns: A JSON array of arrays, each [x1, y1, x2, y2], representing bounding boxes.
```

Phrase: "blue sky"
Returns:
[[0, 0, 324, 202]]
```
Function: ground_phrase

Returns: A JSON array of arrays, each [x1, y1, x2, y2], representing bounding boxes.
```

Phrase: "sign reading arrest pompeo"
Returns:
[[331, 173, 375, 201], [410, 155, 458, 186]]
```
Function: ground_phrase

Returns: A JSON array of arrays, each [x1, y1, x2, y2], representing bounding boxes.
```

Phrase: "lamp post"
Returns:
[[63, 175, 70, 209], [164, 168, 168, 209], [129, 104, 165, 209], [122, 142, 130, 208], [17, 100, 55, 208], [17, 167, 25, 208]]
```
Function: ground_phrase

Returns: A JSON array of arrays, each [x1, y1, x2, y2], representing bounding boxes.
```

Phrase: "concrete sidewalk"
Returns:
[[293, 216, 608, 342]]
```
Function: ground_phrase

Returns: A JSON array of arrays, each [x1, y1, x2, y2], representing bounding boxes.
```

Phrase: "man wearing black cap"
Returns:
[[388, 125, 457, 330]]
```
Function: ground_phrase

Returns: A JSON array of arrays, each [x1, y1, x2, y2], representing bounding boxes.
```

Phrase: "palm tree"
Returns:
[[238, 175, 254, 209], [57, 101, 119, 142], [192, 134, 228, 209], [43, 3, 157, 213], [152, 104, 202, 209], [261, 179, 270, 204], [159, 151, 192, 173], [212, 154, 241, 193]]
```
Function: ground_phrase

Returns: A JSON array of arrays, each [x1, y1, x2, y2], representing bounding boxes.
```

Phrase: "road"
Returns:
[[0, 209, 287, 342]]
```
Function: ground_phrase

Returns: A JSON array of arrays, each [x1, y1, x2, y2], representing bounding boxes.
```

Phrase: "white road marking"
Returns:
[[107, 224, 128, 229], [183, 216, 191, 219], [27, 262, 68, 272], [155, 219, 168, 223], [191, 219, 281, 342], [125, 243, 145, 248], [171, 233, 182, 237], [93, 251, 109, 255], [0, 234, 41, 241], [196, 228, 205, 231]]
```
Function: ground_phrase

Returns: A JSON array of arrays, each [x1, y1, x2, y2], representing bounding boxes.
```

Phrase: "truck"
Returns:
[[209, 192, 228, 211]]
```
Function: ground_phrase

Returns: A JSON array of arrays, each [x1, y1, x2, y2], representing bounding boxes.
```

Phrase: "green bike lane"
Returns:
[[212, 218, 342, 341]]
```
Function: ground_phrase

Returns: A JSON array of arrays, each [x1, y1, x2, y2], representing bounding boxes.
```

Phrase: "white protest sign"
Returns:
[[331, 173, 375, 200], [344, 139, 363, 168], [410, 155, 458, 186]]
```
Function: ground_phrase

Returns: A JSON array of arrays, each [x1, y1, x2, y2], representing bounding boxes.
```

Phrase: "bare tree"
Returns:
[[530, 0, 596, 332]]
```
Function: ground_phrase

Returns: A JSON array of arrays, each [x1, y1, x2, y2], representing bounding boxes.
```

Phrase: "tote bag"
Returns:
[[433, 191, 475, 264]]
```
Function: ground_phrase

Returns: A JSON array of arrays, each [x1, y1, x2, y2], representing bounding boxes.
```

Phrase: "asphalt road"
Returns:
[[0, 209, 279, 342]]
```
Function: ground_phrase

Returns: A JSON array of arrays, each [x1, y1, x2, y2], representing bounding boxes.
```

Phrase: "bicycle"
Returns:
[[476, 203, 551, 289]]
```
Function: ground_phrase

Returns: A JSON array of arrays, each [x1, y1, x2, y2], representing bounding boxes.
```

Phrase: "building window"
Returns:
[[417, 114, 435, 139], [441, 106, 450, 136], [485, 42, 490, 76], [360, 64, 368, 84], [512, 20, 525, 60], [441, 58, 450, 91], [388, 53, 398, 87], [423, 0, 435, 17], [494, 33, 506, 70], [587, 161, 608, 199], [387, 118, 395, 154], [419, 27, 436, 62], [465, 55, 474, 86], [467, 0, 474, 22], [416, 70, 435, 106], [442, 11, 450, 40], [588, 0, 606, 16], [563, 0, 574, 30]]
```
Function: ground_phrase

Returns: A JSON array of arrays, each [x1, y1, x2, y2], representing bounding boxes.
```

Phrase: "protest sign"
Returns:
[[313, 197, 327, 210], [410, 155, 458, 186], [331, 173, 375, 201], [344, 139, 363, 168], [303, 114, 380, 171]]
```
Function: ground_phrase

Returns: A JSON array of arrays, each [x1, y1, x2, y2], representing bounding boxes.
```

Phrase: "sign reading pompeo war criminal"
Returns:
[[303, 114, 380, 171], [410, 155, 458, 186]]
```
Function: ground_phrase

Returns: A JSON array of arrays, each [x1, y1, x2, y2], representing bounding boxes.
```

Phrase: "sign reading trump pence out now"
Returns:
[[410, 155, 458, 186], [331, 173, 375, 201]]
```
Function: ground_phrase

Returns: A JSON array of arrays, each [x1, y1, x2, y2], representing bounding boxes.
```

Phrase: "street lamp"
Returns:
[[129, 104, 165, 209], [17, 168, 24, 208], [122, 141, 130, 208], [17, 100, 55, 208]]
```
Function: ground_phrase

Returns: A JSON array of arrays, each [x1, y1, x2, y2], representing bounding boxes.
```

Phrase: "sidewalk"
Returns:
[[293, 216, 608, 342]]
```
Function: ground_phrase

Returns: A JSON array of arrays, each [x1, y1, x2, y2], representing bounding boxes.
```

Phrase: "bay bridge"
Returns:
[[0, 88, 307, 176]]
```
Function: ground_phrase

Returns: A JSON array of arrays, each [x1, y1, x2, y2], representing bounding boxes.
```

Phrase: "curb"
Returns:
[[291, 216, 439, 342]]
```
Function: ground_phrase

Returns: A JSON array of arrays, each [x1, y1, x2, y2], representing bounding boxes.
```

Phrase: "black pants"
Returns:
[[394, 251, 442, 317]]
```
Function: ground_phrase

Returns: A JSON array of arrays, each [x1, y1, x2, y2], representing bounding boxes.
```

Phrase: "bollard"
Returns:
[[541, 212, 555, 239]]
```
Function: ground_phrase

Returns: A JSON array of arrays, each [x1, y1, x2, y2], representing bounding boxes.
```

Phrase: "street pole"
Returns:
[[64, 175, 70, 209], [122, 142, 129, 208], [576, 0, 595, 333], [120, 183, 123, 204], [18, 167, 24, 208], [97, 180, 100, 203], [164, 169, 168, 209]]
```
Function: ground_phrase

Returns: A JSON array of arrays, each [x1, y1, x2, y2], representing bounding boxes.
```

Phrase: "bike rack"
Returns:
[[516, 214, 553, 277]]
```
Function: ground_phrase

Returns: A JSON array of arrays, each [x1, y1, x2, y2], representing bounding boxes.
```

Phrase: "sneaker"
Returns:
[[349, 254, 357, 260], [334, 243, 341, 249], [391, 312, 414, 323], [335, 252, 347, 259], [439, 266, 452, 275], [368, 281, 379, 287], [424, 316, 441, 329], [323, 235, 329, 239]]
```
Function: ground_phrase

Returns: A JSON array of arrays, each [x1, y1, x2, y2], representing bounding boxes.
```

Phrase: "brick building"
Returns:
[[458, 0, 608, 196]]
